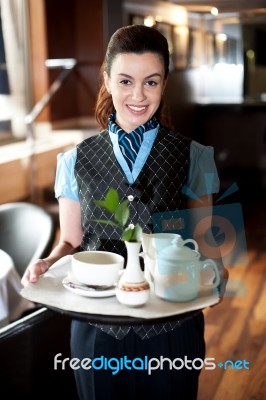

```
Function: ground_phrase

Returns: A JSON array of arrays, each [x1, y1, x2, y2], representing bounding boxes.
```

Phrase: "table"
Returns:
[[0, 249, 35, 328]]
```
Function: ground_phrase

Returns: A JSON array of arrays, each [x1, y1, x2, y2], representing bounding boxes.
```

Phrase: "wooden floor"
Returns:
[[198, 194, 266, 400]]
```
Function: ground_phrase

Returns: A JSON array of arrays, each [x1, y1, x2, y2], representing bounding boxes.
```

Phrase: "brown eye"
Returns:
[[120, 79, 131, 85], [146, 80, 157, 86]]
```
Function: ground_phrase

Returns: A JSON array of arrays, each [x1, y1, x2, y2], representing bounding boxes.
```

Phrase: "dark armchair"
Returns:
[[0, 202, 56, 277]]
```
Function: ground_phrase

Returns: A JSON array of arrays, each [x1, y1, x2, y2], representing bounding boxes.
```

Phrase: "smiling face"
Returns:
[[104, 52, 166, 133]]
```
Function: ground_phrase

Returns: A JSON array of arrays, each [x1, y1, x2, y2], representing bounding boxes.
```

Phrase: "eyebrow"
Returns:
[[117, 73, 162, 79]]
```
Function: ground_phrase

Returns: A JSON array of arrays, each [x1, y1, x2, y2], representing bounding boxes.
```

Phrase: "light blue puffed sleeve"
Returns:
[[186, 141, 220, 198], [54, 147, 79, 202]]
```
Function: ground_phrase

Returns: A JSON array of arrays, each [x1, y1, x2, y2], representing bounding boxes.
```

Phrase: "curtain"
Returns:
[[0, 0, 29, 138]]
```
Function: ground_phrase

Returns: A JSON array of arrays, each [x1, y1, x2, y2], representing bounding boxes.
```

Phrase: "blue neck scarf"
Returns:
[[108, 112, 158, 171]]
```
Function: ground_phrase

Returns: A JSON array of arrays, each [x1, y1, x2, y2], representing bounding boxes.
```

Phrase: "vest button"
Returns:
[[127, 195, 134, 202]]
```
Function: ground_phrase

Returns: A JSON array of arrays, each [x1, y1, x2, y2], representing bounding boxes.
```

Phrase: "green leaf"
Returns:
[[92, 219, 120, 228], [115, 200, 130, 227], [105, 188, 119, 213], [122, 227, 134, 241], [131, 223, 143, 242], [94, 199, 108, 210], [93, 187, 144, 241], [94, 188, 119, 214]]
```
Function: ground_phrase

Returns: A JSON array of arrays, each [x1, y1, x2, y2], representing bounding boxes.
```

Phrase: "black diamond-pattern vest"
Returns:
[[75, 127, 192, 259]]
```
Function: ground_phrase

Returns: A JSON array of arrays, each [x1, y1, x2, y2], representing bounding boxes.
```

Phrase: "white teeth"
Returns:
[[128, 105, 146, 112]]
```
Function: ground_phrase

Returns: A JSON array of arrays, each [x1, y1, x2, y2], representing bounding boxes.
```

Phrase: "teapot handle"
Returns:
[[201, 259, 220, 288], [183, 238, 198, 252], [139, 252, 155, 283]]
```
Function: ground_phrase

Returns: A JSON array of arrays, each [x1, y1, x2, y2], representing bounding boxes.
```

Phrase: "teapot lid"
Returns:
[[158, 236, 200, 260]]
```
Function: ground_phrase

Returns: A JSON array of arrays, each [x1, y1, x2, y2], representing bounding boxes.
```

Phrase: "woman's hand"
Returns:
[[217, 266, 229, 304], [21, 198, 83, 287], [21, 259, 50, 287]]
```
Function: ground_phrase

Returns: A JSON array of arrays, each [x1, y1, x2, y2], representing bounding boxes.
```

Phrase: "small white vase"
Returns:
[[116, 241, 150, 307]]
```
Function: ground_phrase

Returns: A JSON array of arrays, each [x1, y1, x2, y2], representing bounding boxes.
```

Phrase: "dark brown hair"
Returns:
[[95, 24, 172, 130]]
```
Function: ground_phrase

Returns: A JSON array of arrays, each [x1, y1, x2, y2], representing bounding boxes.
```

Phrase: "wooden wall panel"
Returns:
[[0, 159, 31, 203], [28, 0, 50, 122], [27, 0, 125, 125], [44, 0, 104, 123], [75, 0, 104, 117], [45, 0, 78, 121]]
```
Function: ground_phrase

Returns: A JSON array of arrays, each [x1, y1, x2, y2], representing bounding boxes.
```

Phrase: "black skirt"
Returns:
[[70, 312, 205, 400]]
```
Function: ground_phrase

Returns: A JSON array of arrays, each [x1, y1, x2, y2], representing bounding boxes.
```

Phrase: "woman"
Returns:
[[22, 25, 227, 399]]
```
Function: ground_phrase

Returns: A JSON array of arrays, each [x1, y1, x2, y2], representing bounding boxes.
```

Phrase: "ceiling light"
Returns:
[[144, 16, 155, 27], [216, 33, 227, 42], [246, 49, 255, 60], [211, 7, 219, 16]]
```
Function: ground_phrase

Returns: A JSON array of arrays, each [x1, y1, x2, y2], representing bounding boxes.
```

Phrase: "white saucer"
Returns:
[[62, 276, 116, 298]]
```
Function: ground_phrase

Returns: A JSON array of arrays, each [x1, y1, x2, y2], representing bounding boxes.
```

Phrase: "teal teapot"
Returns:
[[142, 235, 220, 302]]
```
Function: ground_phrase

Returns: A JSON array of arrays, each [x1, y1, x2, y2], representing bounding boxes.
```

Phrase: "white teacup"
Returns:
[[141, 233, 180, 282], [142, 233, 180, 257], [72, 251, 124, 286]]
